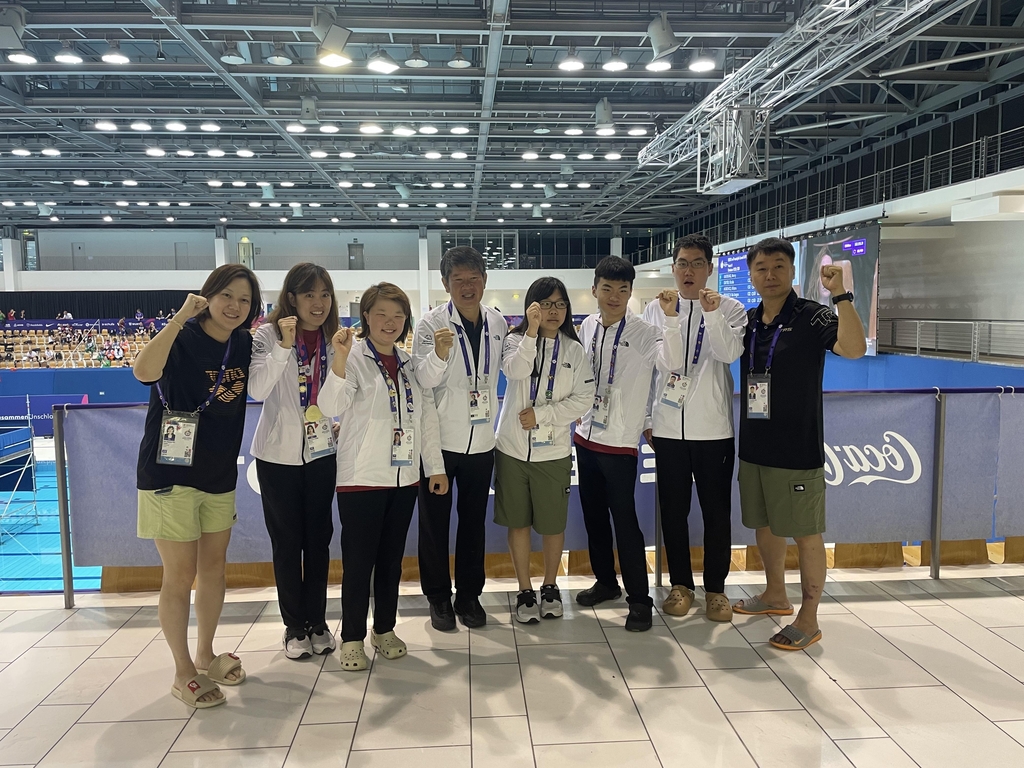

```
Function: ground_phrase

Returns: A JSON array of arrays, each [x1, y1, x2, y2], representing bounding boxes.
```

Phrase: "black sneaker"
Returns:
[[625, 603, 653, 632], [454, 595, 487, 628], [428, 596, 457, 631], [515, 590, 541, 624], [540, 584, 563, 619], [575, 581, 623, 606]]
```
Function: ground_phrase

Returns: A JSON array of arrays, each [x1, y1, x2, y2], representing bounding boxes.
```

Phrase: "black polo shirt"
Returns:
[[739, 291, 838, 470]]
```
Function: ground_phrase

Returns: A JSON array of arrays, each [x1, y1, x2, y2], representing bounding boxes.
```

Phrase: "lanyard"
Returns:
[[679, 298, 706, 368], [448, 302, 490, 381], [590, 316, 626, 386], [530, 334, 561, 405], [367, 339, 415, 418], [295, 329, 328, 408], [748, 322, 784, 374], [157, 335, 232, 415]]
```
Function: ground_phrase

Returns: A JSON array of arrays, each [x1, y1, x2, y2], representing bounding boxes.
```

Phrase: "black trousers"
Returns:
[[337, 486, 418, 642], [575, 443, 653, 607], [651, 436, 735, 594], [255, 456, 337, 632], [417, 449, 494, 602]]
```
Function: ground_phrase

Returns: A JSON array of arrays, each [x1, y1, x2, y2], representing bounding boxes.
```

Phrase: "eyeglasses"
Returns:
[[673, 259, 708, 270], [538, 300, 568, 310]]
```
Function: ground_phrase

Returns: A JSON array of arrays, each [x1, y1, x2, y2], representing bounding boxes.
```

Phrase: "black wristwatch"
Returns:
[[831, 292, 853, 305]]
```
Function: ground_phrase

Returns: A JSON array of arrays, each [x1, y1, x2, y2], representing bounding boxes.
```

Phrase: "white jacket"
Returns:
[[412, 303, 508, 454], [318, 340, 445, 488], [643, 297, 747, 441], [495, 331, 594, 463], [576, 311, 683, 449], [249, 322, 336, 465]]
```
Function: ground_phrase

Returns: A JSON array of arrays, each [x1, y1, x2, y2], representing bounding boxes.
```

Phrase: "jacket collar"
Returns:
[[360, 338, 410, 367]]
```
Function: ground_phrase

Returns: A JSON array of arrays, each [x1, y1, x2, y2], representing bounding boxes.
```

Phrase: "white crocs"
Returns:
[[339, 641, 369, 671], [370, 630, 407, 660]]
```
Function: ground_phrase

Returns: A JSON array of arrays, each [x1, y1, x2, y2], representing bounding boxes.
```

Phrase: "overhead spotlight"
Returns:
[[577, 151, 594, 160], [602, 47, 628, 72], [359, 122, 383, 134], [549, 152, 566, 160], [688, 49, 716, 73], [261, 184, 276, 200], [319, 124, 339, 133], [533, 205, 542, 218], [392, 124, 417, 137], [207, 147, 225, 157], [199, 120, 221, 132], [311, 6, 353, 67], [130, 120, 152, 131], [72, 178, 89, 186], [54, 40, 83, 65], [121, 178, 138, 186], [145, 147, 166, 157], [165, 119, 187, 131], [309, 149, 328, 159], [604, 151, 622, 160], [7, 47, 35, 64], [628, 126, 648, 136], [155, 40, 165, 62], [232, 181, 247, 187], [450, 125, 470, 134], [103, 215, 113, 222], [10, 144, 30, 157], [176, 148, 195, 157], [418, 124, 438, 134], [544, 185, 556, 198], [394, 183, 411, 199], [267, 43, 293, 66], [220, 42, 247, 65], [339, 150, 356, 158], [405, 42, 429, 68], [41, 145, 61, 157], [367, 49, 400, 74], [424, 151, 442, 159], [94, 119, 117, 131], [558, 44, 584, 72], [236, 148, 255, 158], [101, 40, 130, 64], [522, 151, 539, 160], [647, 12, 680, 67], [564, 126, 583, 136], [0, 8, 33, 65], [595, 97, 616, 135], [451, 151, 468, 160], [286, 122, 307, 133], [447, 41, 471, 69]]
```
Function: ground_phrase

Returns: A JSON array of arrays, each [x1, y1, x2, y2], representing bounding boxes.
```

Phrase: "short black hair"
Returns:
[[440, 246, 486, 281], [746, 237, 795, 266], [672, 234, 714, 263], [594, 255, 635, 287]]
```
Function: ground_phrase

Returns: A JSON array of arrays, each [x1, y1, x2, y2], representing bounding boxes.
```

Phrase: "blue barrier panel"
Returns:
[[996, 394, 1024, 538], [0, 369, 149, 403], [0, 393, 87, 436], [941, 393, 1000, 541]]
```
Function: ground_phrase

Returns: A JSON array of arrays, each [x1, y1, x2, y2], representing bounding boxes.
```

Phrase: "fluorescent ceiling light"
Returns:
[[130, 120, 152, 131], [405, 43, 429, 68], [101, 40, 130, 64], [367, 49, 400, 74], [359, 122, 383, 134], [319, 124, 339, 133], [54, 41, 82, 65], [267, 43, 293, 66], [94, 120, 117, 131], [220, 43, 247, 65]]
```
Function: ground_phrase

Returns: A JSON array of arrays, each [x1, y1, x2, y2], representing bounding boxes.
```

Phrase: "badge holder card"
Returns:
[[660, 375, 691, 409], [531, 423, 556, 448], [591, 386, 619, 429], [158, 411, 200, 465], [468, 383, 491, 425], [391, 428, 415, 467], [746, 375, 771, 419]]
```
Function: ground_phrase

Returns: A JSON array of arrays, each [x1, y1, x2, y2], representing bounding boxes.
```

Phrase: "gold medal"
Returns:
[[305, 405, 323, 422]]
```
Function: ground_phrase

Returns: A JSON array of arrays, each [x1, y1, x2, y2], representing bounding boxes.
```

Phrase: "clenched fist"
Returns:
[[658, 289, 679, 317], [698, 288, 722, 313], [525, 302, 543, 338], [178, 293, 209, 320], [518, 407, 538, 430], [820, 265, 846, 296], [429, 474, 449, 495], [331, 327, 353, 357], [433, 327, 454, 361], [278, 315, 298, 349]]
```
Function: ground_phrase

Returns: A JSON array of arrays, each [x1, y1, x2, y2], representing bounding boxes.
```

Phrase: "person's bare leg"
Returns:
[[194, 528, 240, 681], [774, 533, 826, 641], [752, 526, 793, 609], [507, 527, 534, 592], [155, 539, 221, 704], [541, 532, 565, 586]]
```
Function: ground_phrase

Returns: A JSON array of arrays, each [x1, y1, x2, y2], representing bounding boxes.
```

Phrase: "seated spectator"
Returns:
[[135, 308, 144, 322], [157, 309, 165, 319], [7, 309, 14, 320], [18, 310, 24, 320]]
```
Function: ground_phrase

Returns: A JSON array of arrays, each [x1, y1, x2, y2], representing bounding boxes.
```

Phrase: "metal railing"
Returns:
[[878, 318, 1024, 365]]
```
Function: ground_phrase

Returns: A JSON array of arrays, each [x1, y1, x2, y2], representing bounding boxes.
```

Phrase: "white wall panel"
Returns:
[[38, 229, 216, 271], [225, 228, 419, 270]]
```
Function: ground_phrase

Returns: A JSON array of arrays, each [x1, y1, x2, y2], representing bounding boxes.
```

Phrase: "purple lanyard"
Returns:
[[590, 316, 626, 386], [448, 302, 490, 381], [678, 298, 706, 367], [367, 340, 415, 417], [295, 330, 328, 409], [748, 322, 784, 374], [530, 334, 561, 405], [157, 336, 232, 415]]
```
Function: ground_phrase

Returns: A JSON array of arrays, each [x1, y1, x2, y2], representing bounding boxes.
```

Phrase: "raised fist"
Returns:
[[525, 302, 543, 337], [331, 327, 354, 357], [278, 316, 298, 349], [658, 289, 679, 317], [698, 288, 722, 313], [178, 293, 209, 320], [820, 265, 846, 296], [433, 327, 454, 361]]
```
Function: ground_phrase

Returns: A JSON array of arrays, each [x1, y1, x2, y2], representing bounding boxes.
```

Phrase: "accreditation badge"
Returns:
[[158, 411, 199, 466]]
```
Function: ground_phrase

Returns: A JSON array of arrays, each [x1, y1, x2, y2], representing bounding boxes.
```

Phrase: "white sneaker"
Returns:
[[310, 627, 337, 655], [540, 584, 563, 619], [283, 630, 313, 660], [515, 590, 541, 624]]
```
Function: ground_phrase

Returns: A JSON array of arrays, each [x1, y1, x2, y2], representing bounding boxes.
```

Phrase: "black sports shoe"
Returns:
[[515, 590, 541, 624], [625, 603, 653, 632], [429, 597, 457, 631], [540, 584, 563, 619], [454, 596, 487, 628], [575, 581, 623, 606]]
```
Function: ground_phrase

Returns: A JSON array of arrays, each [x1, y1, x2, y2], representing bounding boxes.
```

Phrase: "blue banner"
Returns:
[[0, 394, 88, 437]]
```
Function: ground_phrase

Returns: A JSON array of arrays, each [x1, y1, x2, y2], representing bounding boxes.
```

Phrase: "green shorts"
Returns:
[[137, 486, 237, 542], [738, 460, 826, 539], [493, 451, 572, 535]]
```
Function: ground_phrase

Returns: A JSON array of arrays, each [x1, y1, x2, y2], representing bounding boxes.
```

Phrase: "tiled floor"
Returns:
[[2, 568, 1024, 767]]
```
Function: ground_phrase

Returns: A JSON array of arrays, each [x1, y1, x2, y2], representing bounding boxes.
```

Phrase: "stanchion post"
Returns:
[[52, 406, 75, 609], [930, 393, 947, 581], [654, 470, 663, 588]]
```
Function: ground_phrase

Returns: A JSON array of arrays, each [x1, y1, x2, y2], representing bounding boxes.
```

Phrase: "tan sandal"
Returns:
[[371, 630, 407, 660], [705, 593, 734, 623], [661, 586, 695, 616], [171, 674, 225, 709], [339, 641, 369, 671], [197, 652, 245, 686]]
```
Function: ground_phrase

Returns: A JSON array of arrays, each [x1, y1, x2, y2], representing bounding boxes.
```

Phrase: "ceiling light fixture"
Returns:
[[165, 120, 187, 131], [392, 124, 417, 137], [436, 202, 447, 208], [10, 145, 30, 157], [309, 149, 328, 159], [236, 148, 255, 158], [130, 120, 152, 131], [688, 49, 716, 73], [94, 119, 117, 131], [628, 127, 648, 136], [72, 178, 89, 186], [451, 151, 468, 159], [549, 152, 566, 160], [367, 49, 400, 74], [280, 181, 295, 187], [267, 43, 293, 66], [359, 122, 383, 134], [101, 40, 130, 65], [219, 216, 228, 222], [424, 151, 442, 159], [280, 217, 288, 222], [199, 120, 221, 132], [115, 200, 129, 207], [361, 182, 376, 188], [249, 202, 262, 208], [646, 12, 680, 70], [440, 217, 448, 223], [308, 202, 321, 207], [311, 6, 353, 67], [558, 44, 585, 71], [166, 216, 175, 222], [510, 182, 524, 188], [564, 126, 583, 136], [447, 41, 471, 69], [430, 182, 445, 189], [232, 181, 247, 187], [577, 151, 594, 160], [177, 148, 195, 157], [390, 217, 398, 223], [339, 150, 356, 158], [502, 202, 514, 208], [338, 181, 353, 188], [595, 97, 616, 135], [604, 151, 622, 160], [405, 43, 429, 68], [207, 147, 225, 157], [54, 40, 83, 65], [419, 124, 438, 134], [157, 200, 170, 207], [49, 216, 58, 222], [220, 42, 247, 66], [450, 125, 470, 135], [331, 217, 339, 223], [178, 202, 190, 206], [207, 179, 223, 187], [103, 215, 113, 222], [522, 151, 539, 160], [577, 181, 592, 188], [145, 147, 166, 157], [319, 124, 339, 133], [602, 47, 628, 72], [453, 182, 467, 188], [41, 146, 61, 157], [378, 202, 390, 208], [122, 178, 138, 186]]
